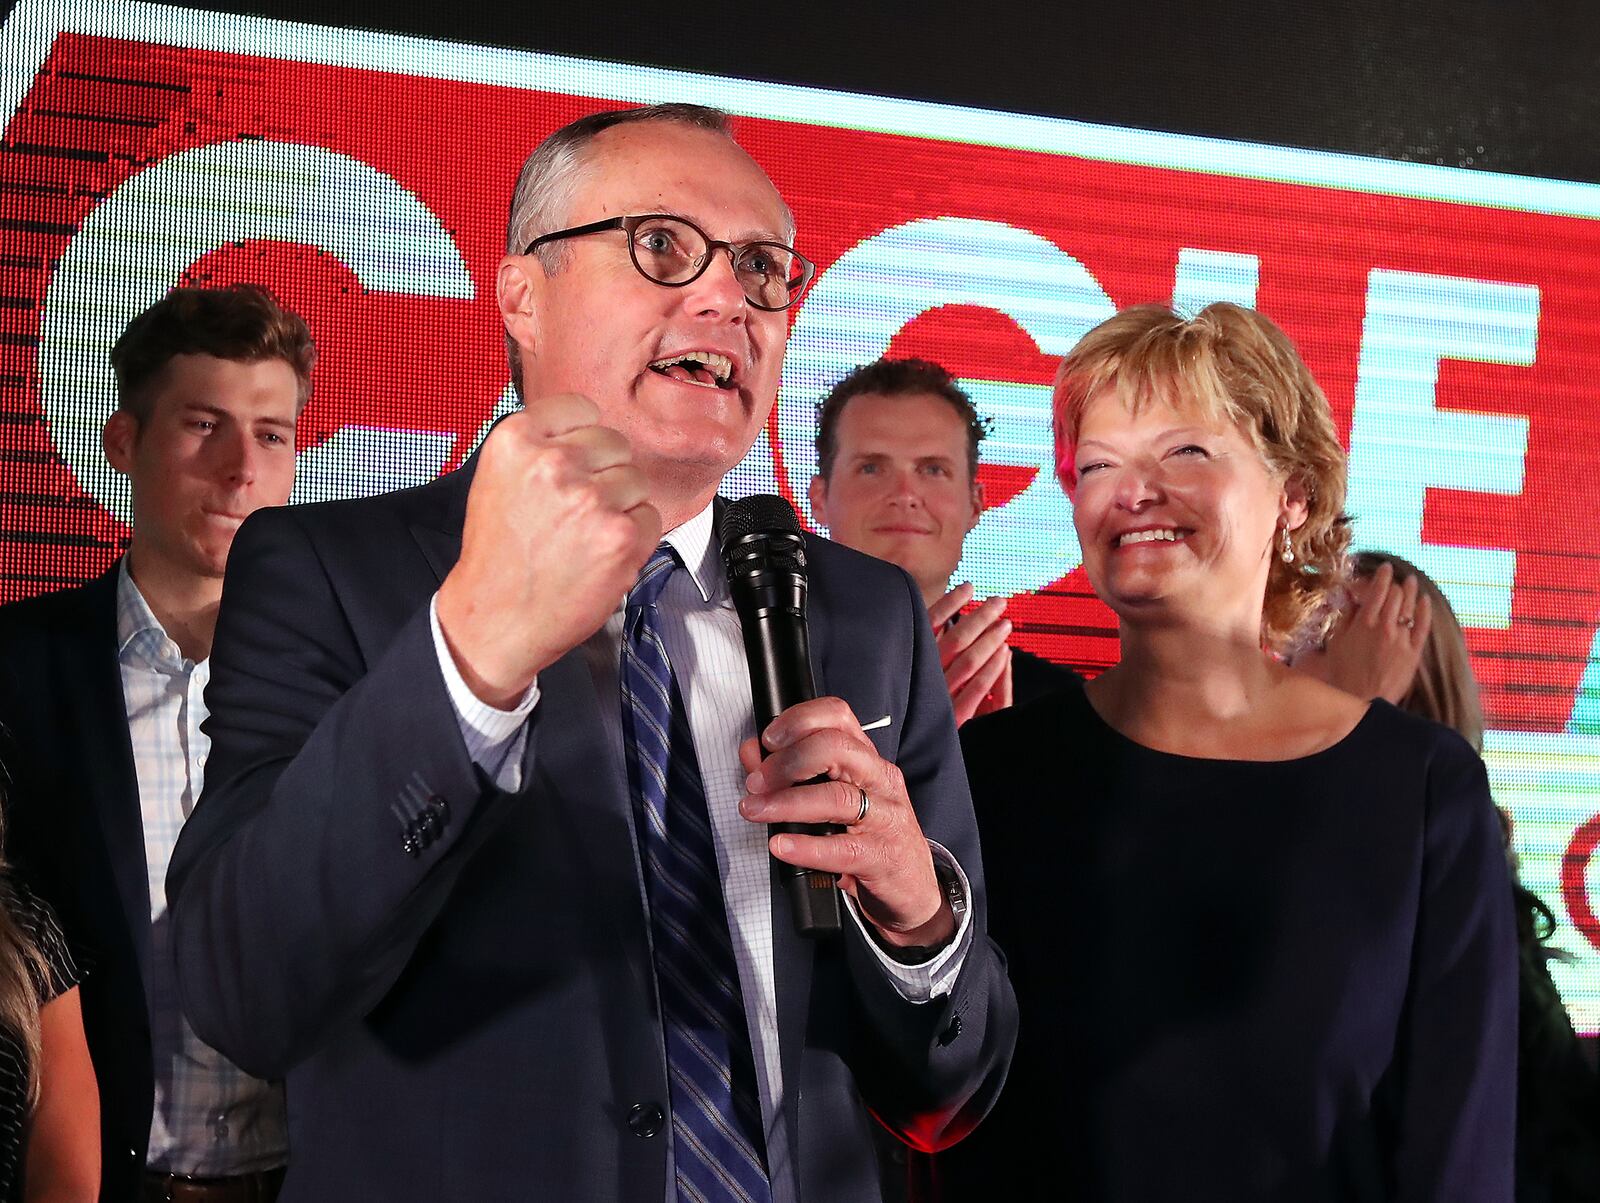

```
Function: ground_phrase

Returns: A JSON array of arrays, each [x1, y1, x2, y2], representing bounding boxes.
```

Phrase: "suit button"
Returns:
[[627, 1102, 665, 1138]]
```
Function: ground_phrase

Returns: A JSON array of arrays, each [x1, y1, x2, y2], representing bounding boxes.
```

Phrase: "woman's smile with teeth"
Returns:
[[1118, 528, 1185, 546]]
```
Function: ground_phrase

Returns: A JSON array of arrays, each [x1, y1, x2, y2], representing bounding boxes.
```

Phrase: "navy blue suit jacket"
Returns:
[[165, 460, 1017, 1202], [0, 566, 156, 1201]]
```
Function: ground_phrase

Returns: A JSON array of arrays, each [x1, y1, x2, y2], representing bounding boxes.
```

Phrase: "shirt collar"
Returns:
[[661, 501, 721, 604], [115, 558, 167, 656], [115, 559, 202, 675]]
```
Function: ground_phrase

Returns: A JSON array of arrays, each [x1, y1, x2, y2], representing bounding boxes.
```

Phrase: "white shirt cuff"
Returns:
[[843, 839, 973, 1003], [429, 593, 537, 791]]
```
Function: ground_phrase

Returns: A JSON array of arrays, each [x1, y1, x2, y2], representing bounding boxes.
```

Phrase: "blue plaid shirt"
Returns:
[[117, 563, 288, 1175]]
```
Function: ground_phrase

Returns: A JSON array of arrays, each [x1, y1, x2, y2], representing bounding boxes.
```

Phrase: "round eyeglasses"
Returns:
[[524, 213, 815, 312]]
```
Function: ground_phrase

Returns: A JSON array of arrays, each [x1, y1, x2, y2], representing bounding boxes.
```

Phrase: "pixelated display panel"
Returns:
[[5, 1, 1600, 1028]]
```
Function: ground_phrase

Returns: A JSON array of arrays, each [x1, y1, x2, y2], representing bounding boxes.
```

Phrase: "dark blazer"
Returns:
[[0, 565, 155, 1201], [165, 460, 1018, 1202]]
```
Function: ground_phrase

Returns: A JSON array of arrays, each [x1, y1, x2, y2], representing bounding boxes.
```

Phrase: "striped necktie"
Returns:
[[620, 545, 772, 1203]]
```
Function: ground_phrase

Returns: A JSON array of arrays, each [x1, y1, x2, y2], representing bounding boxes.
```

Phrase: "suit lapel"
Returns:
[[409, 524, 462, 587], [405, 454, 474, 586], [529, 650, 656, 1000], [771, 530, 836, 1165], [803, 534, 831, 699], [74, 568, 155, 981], [770, 858, 815, 1172]]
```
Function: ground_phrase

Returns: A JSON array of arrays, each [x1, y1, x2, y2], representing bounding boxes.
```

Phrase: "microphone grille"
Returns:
[[720, 494, 802, 547]]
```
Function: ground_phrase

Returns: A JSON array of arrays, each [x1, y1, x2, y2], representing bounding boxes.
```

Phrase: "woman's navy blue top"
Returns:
[[941, 688, 1517, 1202]]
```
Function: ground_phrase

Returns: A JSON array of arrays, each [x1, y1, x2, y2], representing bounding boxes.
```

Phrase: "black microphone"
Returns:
[[719, 495, 843, 937]]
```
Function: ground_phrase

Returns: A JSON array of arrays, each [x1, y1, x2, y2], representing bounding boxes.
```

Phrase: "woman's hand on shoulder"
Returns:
[[1294, 562, 1432, 703]]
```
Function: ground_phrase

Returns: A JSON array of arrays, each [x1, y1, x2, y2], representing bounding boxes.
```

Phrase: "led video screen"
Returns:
[[4, 0, 1600, 1027]]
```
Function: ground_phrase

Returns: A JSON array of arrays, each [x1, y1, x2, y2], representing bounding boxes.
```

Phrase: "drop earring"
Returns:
[[1280, 525, 1295, 564]]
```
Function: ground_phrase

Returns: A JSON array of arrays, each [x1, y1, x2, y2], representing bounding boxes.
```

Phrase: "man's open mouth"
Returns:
[[648, 351, 736, 389]]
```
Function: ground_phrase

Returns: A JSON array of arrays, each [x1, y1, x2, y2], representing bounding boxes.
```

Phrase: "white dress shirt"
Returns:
[[426, 503, 972, 1201], [117, 564, 288, 1175]]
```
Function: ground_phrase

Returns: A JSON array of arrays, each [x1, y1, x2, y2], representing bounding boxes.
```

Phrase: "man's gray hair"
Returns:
[[503, 103, 793, 398], [506, 104, 736, 262]]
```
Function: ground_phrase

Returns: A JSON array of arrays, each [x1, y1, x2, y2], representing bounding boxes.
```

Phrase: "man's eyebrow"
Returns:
[[179, 403, 295, 433], [649, 207, 786, 244]]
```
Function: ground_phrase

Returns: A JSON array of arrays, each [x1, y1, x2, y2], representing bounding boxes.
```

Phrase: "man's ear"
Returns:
[[497, 255, 540, 367], [807, 475, 829, 528], [102, 409, 138, 477], [966, 475, 985, 535]]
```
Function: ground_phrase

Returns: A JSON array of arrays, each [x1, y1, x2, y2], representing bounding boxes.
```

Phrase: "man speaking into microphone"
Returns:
[[166, 104, 1016, 1202]]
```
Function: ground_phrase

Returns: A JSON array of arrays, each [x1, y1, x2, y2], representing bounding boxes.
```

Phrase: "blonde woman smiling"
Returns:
[[951, 303, 1515, 1201]]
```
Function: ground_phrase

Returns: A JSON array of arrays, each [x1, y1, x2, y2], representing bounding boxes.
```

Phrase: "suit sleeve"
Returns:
[[839, 568, 1018, 1153], [165, 507, 526, 1078], [1393, 736, 1517, 1200]]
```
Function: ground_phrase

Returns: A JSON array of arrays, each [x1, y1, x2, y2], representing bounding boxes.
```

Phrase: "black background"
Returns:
[[11, 0, 1591, 184]]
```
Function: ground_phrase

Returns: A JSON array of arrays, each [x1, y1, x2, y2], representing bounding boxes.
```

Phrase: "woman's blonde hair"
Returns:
[[0, 875, 47, 1106], [1349, 551, 1484, 752], [1053, 302, 1350, 651]]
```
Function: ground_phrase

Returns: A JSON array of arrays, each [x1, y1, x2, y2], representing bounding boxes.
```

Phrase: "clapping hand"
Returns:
[[928, 583, 1014, 725]]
